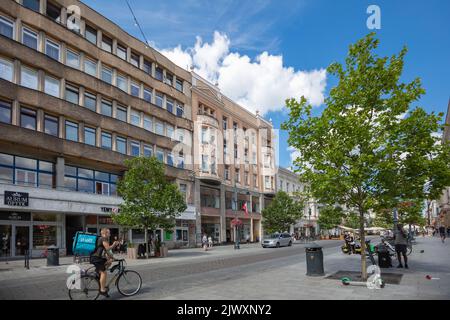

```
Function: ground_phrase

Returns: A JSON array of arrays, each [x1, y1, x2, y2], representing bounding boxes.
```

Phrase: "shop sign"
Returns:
[[4, 191, 29, 207], [0, 212, 31, 221], [100, 207, 120, 213]]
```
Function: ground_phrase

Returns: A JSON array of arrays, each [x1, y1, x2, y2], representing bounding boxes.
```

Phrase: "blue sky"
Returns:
[[82, 0, 450, 169]]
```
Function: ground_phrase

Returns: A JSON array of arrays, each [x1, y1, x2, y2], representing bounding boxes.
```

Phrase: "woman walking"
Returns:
[[394, 224, 408, 269]]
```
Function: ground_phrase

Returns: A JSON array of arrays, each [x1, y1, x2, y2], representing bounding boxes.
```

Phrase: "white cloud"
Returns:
[[160, 31, 327, 115], [287, 146, 301, 169]]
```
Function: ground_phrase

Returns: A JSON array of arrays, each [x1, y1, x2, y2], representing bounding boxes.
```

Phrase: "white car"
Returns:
[[262, 233, 293, 248]]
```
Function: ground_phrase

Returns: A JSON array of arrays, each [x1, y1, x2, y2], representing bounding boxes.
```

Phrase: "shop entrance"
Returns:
[[66, 215, 84, 255], [0, 224, 30, 257], [0, 225, 11, 258]]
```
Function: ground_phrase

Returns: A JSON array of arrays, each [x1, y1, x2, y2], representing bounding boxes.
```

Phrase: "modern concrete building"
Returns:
[[191, 73, 276, 244], [276, 166, 319, 236], [0, 0, 196, 258]]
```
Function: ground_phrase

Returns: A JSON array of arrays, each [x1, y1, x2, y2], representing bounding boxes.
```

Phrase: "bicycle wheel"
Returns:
[[68, 274, 100, 300], [117, 270, 142, 296]]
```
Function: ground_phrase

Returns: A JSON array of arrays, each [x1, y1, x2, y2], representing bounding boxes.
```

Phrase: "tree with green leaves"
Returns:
[[282, 33, 450, 280], [317, 206, 344, 235], [262, 191, 305, 234], [112, 156, 187, 259]]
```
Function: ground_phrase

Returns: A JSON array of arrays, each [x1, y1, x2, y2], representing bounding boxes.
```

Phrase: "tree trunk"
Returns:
[[359, 209, 367, 281], [144, 228, 149, 259]]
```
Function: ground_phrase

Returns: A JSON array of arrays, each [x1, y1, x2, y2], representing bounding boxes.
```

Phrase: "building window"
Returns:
[[234, 144, 238, 159], [23, 0, 40, 12], [131, 141, 140, 156], [84, 127, 96, 146], [155, 121, 164, 136], [144, 88, 152, 103], [253, 174, 257, 187], [130, 52, 140, 68], [66, 49, 80, 69], [0, 154, 54, 188], [143, 60, 152, 75], [176, 128, 185, 143], [166, 99, 174, 113], [101, 35, 112, 53], [46, 2, 61, 22], [101, 100, 112, 117], [179, 184, 187, 201], [155, 67, 163, 81], [211, 159, 216, 175], [155, 92, 163, 108], [130, 110, 141, 126], [225, 166, 230, 180], [235, 169, 240, 183], [176, 103, 184, 117], [116, 105, 127, 122], [45, 39, 60, 61], [101, 66, 113, 84], [116, 74, 128, 92], [264, 176, 270, 189], [44, 114, 58, 137], [85, 25, 97, 45], [156, 149, 164, 163], [84, 58, 97, 77], [65, 121, 78, 142], [101, 132, 112, 150], [64, 165, 117, 195], [245, 172, 249, 185], [0, 57, 14, 82], [117, 45, 127, 60], [165, 73, 173, 86], [223, 139, 228, 155], [44, 76, 60, 97], [116, 136, 127, 154], [223, 117, 228, 130], [0, 16, 14, 39], [20, 107, 36, 130], [166, 125, 174, 140], [177, 152, 184, 169], [20, 66, 38, 90], [143, 145, 153, 157], [167, 153, 174, 166], [144, 115, 153, 132], [202, 155, 208, 172], [130, 81, 140, 97], [176, 79, 183, 92], [65, 85, 79, 104], [0, 100, 12, 124], [84, 92, 97, 112]]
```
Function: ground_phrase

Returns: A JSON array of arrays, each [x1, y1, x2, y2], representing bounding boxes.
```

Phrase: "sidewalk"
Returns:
[[158, 237, 450, 300], [0, 242, 268, 281]]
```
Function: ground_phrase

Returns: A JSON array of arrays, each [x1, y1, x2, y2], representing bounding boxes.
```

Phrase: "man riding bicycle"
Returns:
[[90, 228, 120, 297]]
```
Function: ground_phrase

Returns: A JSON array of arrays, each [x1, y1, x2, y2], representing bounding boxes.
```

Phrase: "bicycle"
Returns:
[[68, 258, 142, 300]]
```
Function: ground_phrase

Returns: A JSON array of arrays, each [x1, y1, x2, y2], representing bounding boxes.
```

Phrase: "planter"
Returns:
[[127, 247, 137, 260]]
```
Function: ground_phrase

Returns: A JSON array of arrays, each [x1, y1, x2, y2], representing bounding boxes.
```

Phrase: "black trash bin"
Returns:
[[377, 243, 391, 268], [46, 245, 59, 266], [305, 243, 324, 276]]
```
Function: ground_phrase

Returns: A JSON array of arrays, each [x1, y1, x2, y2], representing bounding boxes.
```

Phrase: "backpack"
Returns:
[[72, 232, 99, 256]]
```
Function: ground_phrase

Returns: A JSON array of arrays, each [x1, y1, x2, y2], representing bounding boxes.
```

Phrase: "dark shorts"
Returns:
[[395, 244, 407, 254], [90, 255, 107, 272]]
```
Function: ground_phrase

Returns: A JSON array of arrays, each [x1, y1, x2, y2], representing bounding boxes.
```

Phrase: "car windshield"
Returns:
[[267, 233, 280, 239]]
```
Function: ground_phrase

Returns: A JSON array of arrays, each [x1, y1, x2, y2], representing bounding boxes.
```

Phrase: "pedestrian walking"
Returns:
[[394, 224, 409, 269], [439, 225, 446, 243], [208, 236, 213, 248], [202, 234, 208, 251]]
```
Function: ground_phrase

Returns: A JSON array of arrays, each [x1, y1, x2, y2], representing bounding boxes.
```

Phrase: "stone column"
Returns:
[[220, 183, 226, 244], [194, 178, 201, 246], [56, 157, 65, 190]]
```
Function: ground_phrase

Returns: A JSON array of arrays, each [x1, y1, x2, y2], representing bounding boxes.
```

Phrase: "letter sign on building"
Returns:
[[4, 191, 29, 207]]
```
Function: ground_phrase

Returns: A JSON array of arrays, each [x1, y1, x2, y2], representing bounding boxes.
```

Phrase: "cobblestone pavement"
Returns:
[[1, 237, 448, 300]]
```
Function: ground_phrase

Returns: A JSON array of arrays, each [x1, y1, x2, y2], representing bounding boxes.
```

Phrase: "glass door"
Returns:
[[15, 226, 30, 256], [0, 225, 12, 257]]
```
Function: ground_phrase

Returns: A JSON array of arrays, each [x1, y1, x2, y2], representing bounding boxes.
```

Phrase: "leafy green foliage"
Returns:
[[317, 206, 345, 232], [262, 191, 305, 234], [282, 33, 450, 279], [112, 157, 187, 257]]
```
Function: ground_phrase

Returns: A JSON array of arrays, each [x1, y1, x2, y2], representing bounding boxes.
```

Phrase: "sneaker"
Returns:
[[405, 264, 409, 269], [397, 264, 403, 268], [99, 290, 110, 298]]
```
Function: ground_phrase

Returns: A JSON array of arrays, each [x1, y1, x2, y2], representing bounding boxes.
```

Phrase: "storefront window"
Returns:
[[33, 225, 57, 249]]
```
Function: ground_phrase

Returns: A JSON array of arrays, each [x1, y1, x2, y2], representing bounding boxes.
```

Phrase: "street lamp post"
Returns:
[[308, 206, 312, 241]]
